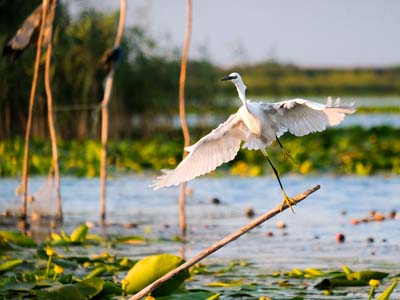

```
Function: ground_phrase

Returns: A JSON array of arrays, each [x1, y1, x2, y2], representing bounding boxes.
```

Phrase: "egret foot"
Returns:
[[280, 192, 296, 214]]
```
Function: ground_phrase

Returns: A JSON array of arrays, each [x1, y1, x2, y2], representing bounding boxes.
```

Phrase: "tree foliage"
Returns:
[[0, 3, 399, 140]]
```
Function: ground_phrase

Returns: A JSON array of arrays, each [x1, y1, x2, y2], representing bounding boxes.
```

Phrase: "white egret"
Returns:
[[153, 72, 355, 212]]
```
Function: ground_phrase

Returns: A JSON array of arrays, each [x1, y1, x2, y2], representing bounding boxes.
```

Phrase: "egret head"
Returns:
[[221, 72, 242, 84], [221, 72, 247, 102]]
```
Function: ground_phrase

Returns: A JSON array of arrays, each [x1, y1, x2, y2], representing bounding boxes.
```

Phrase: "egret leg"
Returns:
[[276, 135, 297, 165], [265, 155, 296, 214]]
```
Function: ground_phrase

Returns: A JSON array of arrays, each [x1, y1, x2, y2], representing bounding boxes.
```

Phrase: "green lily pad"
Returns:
[[123, 253, 189, 296], [156, 290, 219, 300], [349, 271, 388, 281], [0, 231, 36, 247], [35, 277, 103, 300], [315, 278, 368, 289], [0, 259, 23, 273]]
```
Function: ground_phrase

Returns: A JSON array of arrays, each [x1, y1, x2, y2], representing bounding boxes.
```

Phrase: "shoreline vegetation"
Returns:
[[1, 126, 399, 178]]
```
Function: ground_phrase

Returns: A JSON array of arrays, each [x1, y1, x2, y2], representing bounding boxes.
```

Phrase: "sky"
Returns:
[[69, 0, 400, 68]]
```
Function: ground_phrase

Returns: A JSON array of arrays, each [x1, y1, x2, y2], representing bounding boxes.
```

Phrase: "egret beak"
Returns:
[[221, 75, 237, 81]]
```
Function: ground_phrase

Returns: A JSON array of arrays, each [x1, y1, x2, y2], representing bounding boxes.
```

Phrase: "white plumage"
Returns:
[[153, 72, 355, 190]]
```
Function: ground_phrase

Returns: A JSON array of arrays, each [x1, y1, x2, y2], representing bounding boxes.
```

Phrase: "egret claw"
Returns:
[[280, 192, 296, 214]]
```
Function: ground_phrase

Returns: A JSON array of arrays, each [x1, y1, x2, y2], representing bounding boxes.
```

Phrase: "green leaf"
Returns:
[[377, 280, 398, 300], [0, 259, 23, 273], [84, 267, 106, 280], [315, 278, 368, 289], [35, 284, 86, 300], [349, 271, 388, 281], [99, 281, 124, 296], [0, 231, 36, 247], [206, 280, 243, 288], [123, 253, 189, 296], [156, 290, 218, 300], [77, 277, 104, 298], [35, 277, 103, 300], [70, 225, 89, 243], [52, 258, 79, 268]]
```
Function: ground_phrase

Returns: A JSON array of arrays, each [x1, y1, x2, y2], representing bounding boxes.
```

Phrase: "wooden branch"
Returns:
[[128, 184, 320, 300], [21, 0, 49, 222], [178, 0, 192, 239], [44, 0, 62, 222], [100, 0, 126, 224]]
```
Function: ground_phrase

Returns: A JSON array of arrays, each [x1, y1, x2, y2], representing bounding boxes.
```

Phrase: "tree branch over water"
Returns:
[[128, 184, 321, 300]]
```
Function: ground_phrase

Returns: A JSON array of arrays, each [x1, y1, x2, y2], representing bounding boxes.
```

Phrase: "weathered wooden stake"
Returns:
[[21, 0, 49, 222], [44, 0, 63, 222], [178, 0, 192, 240], [100, 0, 126, 224]]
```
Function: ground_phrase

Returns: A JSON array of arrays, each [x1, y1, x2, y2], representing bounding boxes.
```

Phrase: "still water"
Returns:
[[0, 175, 399, 272]]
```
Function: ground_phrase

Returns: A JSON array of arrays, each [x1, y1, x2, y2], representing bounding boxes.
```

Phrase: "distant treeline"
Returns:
[[1, 2, 399, 140]]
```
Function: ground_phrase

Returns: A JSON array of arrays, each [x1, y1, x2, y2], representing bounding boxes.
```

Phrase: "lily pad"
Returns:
[[0, 231, 36, 247], [35, 277, 103, 300], [0, 259, 23, 273], [123, 253, 189, 296]]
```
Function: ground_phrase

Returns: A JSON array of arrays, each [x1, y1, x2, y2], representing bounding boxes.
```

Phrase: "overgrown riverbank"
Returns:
[[0, 126, 399, 177]]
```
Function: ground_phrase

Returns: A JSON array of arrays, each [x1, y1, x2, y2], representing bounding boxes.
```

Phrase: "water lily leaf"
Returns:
[[349, 271, 388, 281], [84, 267, 106, 280], [115, 235, 147, 244], [315, 278, 368, 289], [70, 225, 89, 243], [99, 281, 124, 296], [0, 231, 36, 247], [156, 290, 218, 300], [123, 253, 189, 296], [0, 259, 23, 273], [35, 284, 87, 300], [77, 277, 104, 298], [52, 258, 78, 269], [2, 281, 36, 292], [377, 280, 398, 300], [35, 277, 103, 300], [206, 280, 243, 288]]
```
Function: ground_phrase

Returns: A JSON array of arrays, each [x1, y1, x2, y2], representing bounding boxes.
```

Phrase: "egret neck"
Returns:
[[234, 78, 248, 110]]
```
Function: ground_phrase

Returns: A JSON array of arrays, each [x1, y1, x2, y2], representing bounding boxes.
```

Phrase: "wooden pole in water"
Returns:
[[178, 0, 192, 241], [100, 0, 126, 224], [44, 0, 63, 222], [128, 185, 320, 300], [21, 0, 49, 223]]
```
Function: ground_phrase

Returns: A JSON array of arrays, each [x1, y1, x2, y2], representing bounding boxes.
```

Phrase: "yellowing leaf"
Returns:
[[123, 254, 189, 296]]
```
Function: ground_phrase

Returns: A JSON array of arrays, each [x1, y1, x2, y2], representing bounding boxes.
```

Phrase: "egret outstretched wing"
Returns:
[[261, 98, 355, 137], [153, 114, 249, 189]]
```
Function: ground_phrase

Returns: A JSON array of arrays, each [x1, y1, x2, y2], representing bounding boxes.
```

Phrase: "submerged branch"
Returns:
[[128, 184, 321, 300]]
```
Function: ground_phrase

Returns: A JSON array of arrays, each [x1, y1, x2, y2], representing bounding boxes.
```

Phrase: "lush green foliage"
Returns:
[[0, 126, 399, 177], [1, 2, 399, 140], [0, 227, 398, 299]]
